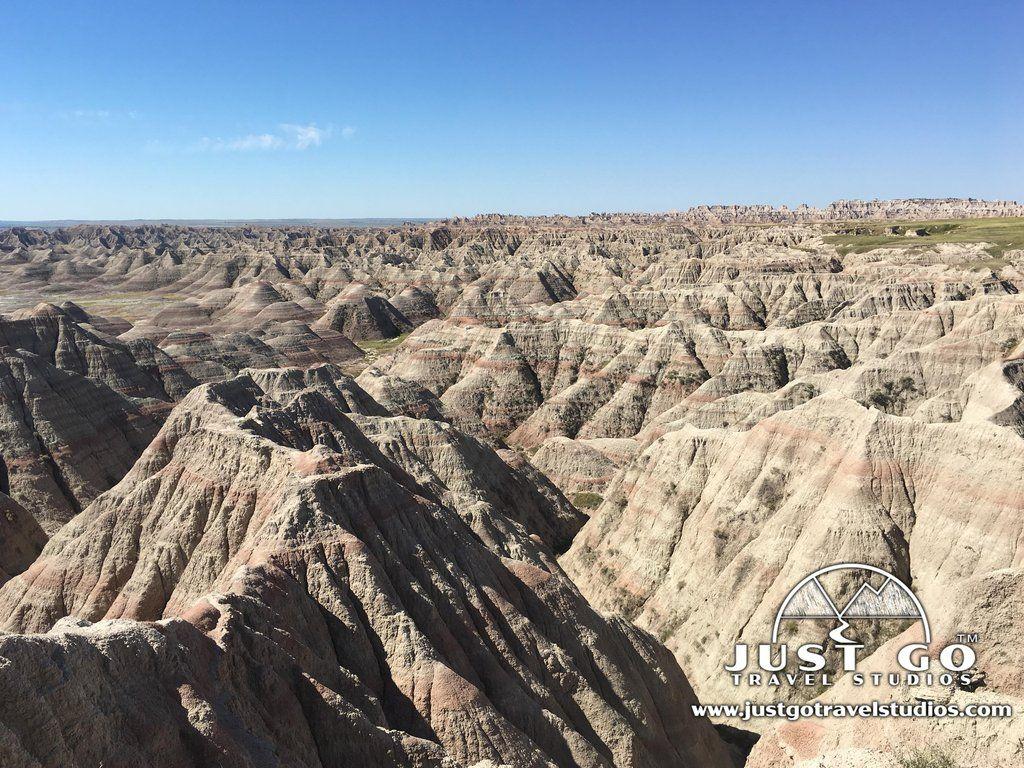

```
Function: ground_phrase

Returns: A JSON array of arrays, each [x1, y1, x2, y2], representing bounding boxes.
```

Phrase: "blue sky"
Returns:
[[3, 0, 1021, 219]]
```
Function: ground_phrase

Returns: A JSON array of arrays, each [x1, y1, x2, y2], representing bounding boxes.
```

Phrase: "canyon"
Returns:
[[0, 200, 1021, 767]]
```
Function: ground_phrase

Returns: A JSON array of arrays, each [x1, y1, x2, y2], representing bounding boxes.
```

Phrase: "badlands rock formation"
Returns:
[[0, 200, 1021, 766], [0, 370, 729, 768], [0, 304, 183, 532], [452, 198, 1024, 227]]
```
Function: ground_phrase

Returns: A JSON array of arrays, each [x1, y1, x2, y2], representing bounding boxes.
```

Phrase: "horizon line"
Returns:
[[3, 197, 1022, 229]]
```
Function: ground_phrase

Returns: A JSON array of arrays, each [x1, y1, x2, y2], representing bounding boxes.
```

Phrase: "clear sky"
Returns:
[[3, 0, 1021, 219]]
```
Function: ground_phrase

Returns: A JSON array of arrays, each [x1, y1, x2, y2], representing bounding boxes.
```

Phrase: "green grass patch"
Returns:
[[356, 332, 410, 358], [572, 492, 604, 510], [895, 746, 957, 768], [824, 217, 1024, 259]]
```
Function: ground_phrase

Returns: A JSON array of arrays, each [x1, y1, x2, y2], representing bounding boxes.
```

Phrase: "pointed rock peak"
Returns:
[[58, 300, 89, 320], [488, 330, 526, 359], [29, 302, 65, 318], [782, 578, 837, 618], [237, 280, 284, 302], [842, 578, 920, 618], [336, 281, 373, 302]]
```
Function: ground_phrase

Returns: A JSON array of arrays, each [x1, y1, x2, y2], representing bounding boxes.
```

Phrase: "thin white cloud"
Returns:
[[58, 108, 138, 123], [280, 123, 332, 149], [69, 109, 111, 120], [189, 123, 342, 153], [59, 109, 142, 125], [197, 133, 284, 152], [341, 125, 356, 139]]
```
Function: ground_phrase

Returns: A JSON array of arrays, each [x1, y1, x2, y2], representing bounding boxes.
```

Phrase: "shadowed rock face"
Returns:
[[0, 370, 730, 768], [0, 302, 193, 400], [0, 347, 164, 533], [313, 282, 413, 340], [0, 614, 458, 768], [0, 493, 45, 585], [0, 306, 178, 533], [0, 301, 362, 534]]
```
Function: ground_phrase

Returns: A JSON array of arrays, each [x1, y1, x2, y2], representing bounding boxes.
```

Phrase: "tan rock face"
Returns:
[[562, 394, 1024, 684], [531, 436, 637, 498]]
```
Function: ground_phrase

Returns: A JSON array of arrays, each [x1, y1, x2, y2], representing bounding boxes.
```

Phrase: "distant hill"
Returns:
[[0, 217, 434, 229]]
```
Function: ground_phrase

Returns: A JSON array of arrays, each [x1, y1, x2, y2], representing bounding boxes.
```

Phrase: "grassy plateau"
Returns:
[[824, 217, 1024, 262]]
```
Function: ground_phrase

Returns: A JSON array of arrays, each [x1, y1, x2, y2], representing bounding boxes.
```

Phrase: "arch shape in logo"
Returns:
[[771, 563, 930, 645]]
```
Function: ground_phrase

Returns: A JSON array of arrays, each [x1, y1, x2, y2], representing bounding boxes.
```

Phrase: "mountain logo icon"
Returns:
[[771, 563, 931, 645]]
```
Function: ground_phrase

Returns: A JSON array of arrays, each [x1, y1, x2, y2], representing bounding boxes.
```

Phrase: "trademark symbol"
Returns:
[[955, 632, 979, 644]]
